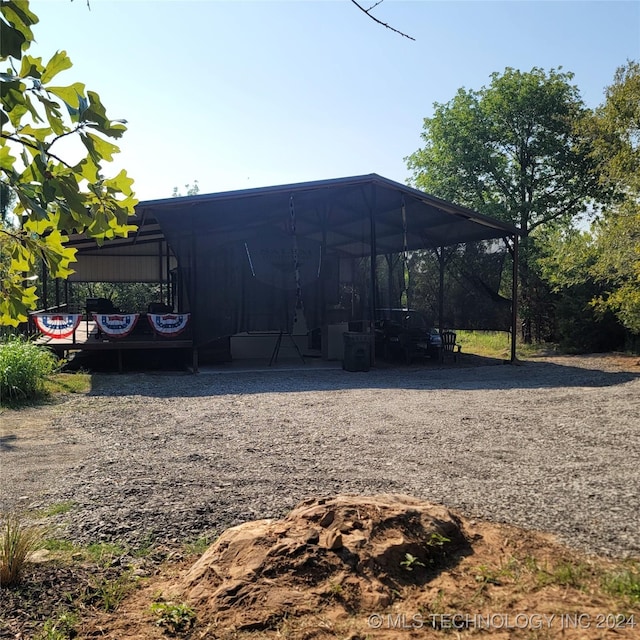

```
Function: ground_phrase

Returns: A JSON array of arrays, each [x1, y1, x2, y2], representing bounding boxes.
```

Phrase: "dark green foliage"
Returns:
[[67, 282, 162, 314], [553, 285, 626, 353]]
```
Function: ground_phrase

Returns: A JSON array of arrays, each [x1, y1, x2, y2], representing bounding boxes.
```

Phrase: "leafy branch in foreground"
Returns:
[[1, 0, 137, 326]]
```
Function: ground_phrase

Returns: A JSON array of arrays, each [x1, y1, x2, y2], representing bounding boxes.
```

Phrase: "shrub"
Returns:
[[0, 513, 42, 587], [149, 601, 197, 634], [35, 611, 78, 640], [602, 565, 640, 601], [0, 337, 57, 405]]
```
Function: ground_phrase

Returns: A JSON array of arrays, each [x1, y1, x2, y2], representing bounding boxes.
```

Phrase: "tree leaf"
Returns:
[[84, 131, 120, 162], [39, 229, 77, 278], [73, 156, 100, 183], [0, 279, 38, 326], [47, 82, 87, 108], [41, 50, 72, 83], [57, 176, 89, 220], [0, 19, 26, 59], [0, 1, 39, 47], [19, 54, 45, 79], [16, 123, 53, 142], [104, 169, 135, 196], [0, 145, 17, 171]]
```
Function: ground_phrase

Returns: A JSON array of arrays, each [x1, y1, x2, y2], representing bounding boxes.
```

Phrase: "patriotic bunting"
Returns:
[[33, 314, 82, 339], [93, 313, 139, 338], [148, 313, 190, 337]]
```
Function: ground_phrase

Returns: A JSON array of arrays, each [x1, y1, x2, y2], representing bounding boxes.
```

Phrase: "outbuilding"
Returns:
[[42, 173, 520, 369]]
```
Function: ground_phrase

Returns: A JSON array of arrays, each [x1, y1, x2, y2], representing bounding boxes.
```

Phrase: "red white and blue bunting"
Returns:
[[33, 314, 82, 339], [93, 313, 139, 338], [148, 313, 190, 337]]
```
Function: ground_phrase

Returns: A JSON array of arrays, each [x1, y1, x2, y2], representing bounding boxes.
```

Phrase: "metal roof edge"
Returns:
[[137, 174, 380, 209], [366, 174, 521, 236], [138, 173, 521, 236]]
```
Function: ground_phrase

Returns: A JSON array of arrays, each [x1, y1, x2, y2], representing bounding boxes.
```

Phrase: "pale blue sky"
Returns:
[[28, 0, 640, 201]]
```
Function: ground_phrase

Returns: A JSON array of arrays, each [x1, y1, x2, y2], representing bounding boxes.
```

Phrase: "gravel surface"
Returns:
[[2, 355, 639, 558]]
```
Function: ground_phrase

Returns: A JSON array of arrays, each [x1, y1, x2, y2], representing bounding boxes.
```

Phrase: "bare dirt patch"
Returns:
[[1, 353, 639, 638]]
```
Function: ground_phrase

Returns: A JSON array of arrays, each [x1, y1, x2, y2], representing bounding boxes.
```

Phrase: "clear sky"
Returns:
[[28, 0, 640, 201]]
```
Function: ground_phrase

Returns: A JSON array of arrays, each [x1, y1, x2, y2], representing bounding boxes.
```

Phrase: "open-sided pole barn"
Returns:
[[53, 174, 520, 369]]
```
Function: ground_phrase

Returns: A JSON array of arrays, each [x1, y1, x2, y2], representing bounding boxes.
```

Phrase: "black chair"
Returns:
[[86, 298, 118, 338], [147, 302, 173, 314], [86, 297, 117, 315], [441, 330, 461, 363]]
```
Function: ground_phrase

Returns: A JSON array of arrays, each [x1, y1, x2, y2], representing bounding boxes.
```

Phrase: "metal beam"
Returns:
[[511, 234, 519, 362]]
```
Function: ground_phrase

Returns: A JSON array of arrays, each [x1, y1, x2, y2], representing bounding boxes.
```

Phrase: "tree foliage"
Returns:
[[542, 61, 640, 339], [406, 67, 603, 232], [587, 61, 640, 334], [406, 67, 607, 342], [172, 180, 200, 198], [539, 227, 626, 351], [586, 60, 640, 195], [0, 0, 137, 326], [0, 179, 15, 224], [590, 207, 640, 335]]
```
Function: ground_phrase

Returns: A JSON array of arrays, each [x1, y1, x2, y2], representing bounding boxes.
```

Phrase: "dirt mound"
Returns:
[[82, 493, 639, 640], [173, 494, 469, 631]]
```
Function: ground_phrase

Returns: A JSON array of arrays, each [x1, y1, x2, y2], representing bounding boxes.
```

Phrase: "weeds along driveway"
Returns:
[[1, 355, 639, 558]]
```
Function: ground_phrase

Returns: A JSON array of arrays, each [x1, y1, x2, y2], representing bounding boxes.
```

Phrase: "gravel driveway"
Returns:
[[2, 354, 639, 558]]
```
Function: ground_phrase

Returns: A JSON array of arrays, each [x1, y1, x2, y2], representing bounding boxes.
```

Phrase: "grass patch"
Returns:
[[42, 538, 79, 554], [184, 533, 217, 556], [84, 571, 137, 612], [602, 563, 640, 602], [547, 561, 593, 589], [41, 501, 76, 517], [43, 372, 91, 397], [455, 330, 556, 360], [35, 611, 79, 640], [131, 535, 156, 559], [473, 560, 516, 586], [456, 330, 512, 358], [0, 513, 42, 587], [86, 542, 127, 566]]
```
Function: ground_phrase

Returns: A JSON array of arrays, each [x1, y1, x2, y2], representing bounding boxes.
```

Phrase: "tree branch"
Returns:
[[350, 0, 415, 41], [0, 133, 76, 171]]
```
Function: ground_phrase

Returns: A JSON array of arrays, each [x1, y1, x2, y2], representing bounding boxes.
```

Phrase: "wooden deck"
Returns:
[[36, 321, 195, 371]]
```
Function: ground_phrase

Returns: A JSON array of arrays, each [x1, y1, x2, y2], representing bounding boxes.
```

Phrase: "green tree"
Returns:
[[587, 61, 640, 335], [539, 227, 626, 351], [406, 67, 605, 342], [1, 0, 137, 326], [590, 205, 640, 335], [172, 180, 200, 197]]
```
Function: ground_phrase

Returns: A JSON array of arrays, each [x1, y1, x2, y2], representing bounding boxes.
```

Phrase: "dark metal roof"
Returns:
[[67, 173, 519, 257], [146, 173, 518, 254]]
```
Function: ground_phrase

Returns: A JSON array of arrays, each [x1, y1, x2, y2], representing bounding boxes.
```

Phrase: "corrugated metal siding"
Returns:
[[68, 255, 177, 282]]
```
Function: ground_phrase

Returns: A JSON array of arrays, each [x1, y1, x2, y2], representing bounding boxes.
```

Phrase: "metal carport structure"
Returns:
[[63, 173, 521, 367]]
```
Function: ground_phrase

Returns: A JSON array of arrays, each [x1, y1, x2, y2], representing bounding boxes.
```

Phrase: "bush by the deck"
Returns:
[[0, 337, 57, 406]]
